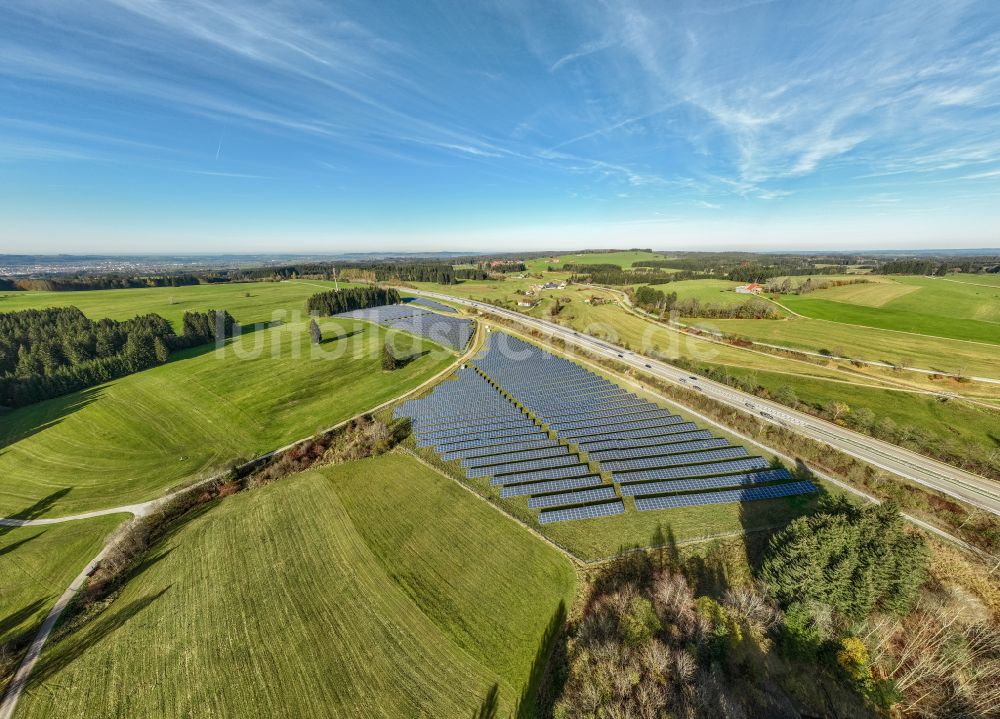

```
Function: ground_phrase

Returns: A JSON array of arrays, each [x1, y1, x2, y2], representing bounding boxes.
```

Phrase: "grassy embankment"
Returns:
[[0, 317, 453, 518], [13, 453, 576, 719]]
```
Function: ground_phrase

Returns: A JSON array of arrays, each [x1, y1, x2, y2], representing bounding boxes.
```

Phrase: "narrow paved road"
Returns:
[[411, 289, 1000, 516]]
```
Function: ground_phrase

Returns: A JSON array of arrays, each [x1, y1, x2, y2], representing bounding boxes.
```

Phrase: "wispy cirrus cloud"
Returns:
[[0, 0, 998, 252]]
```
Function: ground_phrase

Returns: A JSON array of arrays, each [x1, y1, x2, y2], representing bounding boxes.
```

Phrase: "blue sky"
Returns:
[[1, 0, 998, 253]]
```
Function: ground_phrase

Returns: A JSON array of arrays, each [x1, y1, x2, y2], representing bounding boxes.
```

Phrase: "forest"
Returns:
[[568, 267, 694, 286], [550, 497, 996, 718], [305, 286, 401, 316], [0, 307, 236, 407], [630, 285, 777, 319]]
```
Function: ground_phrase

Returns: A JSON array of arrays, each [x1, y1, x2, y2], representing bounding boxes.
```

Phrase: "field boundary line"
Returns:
[[398, 447, 586, 567]]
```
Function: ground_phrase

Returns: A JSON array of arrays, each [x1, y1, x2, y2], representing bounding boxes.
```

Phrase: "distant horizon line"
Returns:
[[3, 247, 1000, 259]]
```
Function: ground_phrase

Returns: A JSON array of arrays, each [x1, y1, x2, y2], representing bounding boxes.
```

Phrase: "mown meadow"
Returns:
[[13, 453, 576, 719]]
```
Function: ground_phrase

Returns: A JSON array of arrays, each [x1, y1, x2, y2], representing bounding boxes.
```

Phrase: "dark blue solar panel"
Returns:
[[634, 481, 816, 511], [528, 485, 618, 509], [467, 453, 580, 478], [588, 438, 731, 463], [539, 500, 625, 524], [560, 419, 694, 442], [619, 468, 793, 497], [499, 474, 603, 497], [613, 457, 770, 483], [578, 430, 713, 452], [490, 463, 594, 486], [431, 431, 545, 451], [601, 447, 749, 473], [549, 408, 675, 431], [440, 439, 556, 461], [462, 445, 568, 469]]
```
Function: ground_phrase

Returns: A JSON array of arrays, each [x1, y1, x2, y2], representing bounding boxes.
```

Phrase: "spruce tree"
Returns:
[[381, 341, 397, 371]]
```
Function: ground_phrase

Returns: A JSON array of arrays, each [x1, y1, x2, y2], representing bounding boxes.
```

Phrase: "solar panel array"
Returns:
[[335, 304, 472, 350], [405, 297, 457, 313], [395, 365, 601, 514], [539, 500, 625, 524], [397, 331, 815, 526], [499, 475, 603, 498], [635, 482, 816, 511], [467, 333, 814, 522], [528, 485, 618, 509], [618, 468, 793, 497]]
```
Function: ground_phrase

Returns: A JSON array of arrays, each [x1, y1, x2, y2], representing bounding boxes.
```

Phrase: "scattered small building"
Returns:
[[517, 300, 536, 307], [735, 282, 763, 295]]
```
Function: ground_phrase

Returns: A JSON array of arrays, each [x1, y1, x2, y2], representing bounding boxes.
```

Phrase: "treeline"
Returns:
[[6, 274, 204, 292], [878, 257, 1000, 275], [571, 268, 692, 286], [631, 285, 777, 319], [552, 497, 951, 718], [0, 307, 236, 408], [453, 268, 490, 280], [766, 277, 870, 295], [878, 259, 940, 275], [305, 287, 400, 316]]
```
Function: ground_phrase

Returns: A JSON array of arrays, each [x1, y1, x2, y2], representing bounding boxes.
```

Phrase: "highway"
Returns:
[[410, 288, 1000, 517]]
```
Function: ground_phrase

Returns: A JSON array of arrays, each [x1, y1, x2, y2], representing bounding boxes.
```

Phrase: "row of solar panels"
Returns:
[[464, 333, 815, 523], [396, 367, 612, 517], [335, 304, 472, 350], [404, 297, 457, 313], [396, 333, 815, 524]]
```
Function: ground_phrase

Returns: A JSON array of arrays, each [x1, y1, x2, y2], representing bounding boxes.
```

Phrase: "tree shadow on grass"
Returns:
[[27, 585, 172, 688], [395, 349, 431, 369], [515, 599, 568, 719], [321, 328, 363, 345], [0, 598, 51, 644], [473, 683, 499, 719], [650, 522, 680, 572], [0, 389, 103, 452], [0, 489, 72, 536], [0, 530, 44, 559]]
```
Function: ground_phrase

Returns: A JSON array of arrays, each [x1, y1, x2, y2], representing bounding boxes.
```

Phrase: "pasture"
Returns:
[[0, 514, 123, 674], [781, 276, 1000, 344], [14, 453, 576, 719], [523, 250, 673, 271], [0, 318, 453, 518], [665, 278, 784, 312], [706, 314, 999, 379], [0, 280, 352, 329]]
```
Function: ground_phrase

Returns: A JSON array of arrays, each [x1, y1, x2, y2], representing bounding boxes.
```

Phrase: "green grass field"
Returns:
[[523, 250, 673, 272], [0, 318, 453, 518], [665, 278, 784, 313], [14, 453, 576, 719], [704, 315, 999, 378], [0, 280, 357, 330], [1, 515, 123, 655], [781, 276, 1000, 344]]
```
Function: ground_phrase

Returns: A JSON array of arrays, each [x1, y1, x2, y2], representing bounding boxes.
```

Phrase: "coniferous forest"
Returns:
[[305, 287, 400, 316], [0, 307, 236, 407]]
